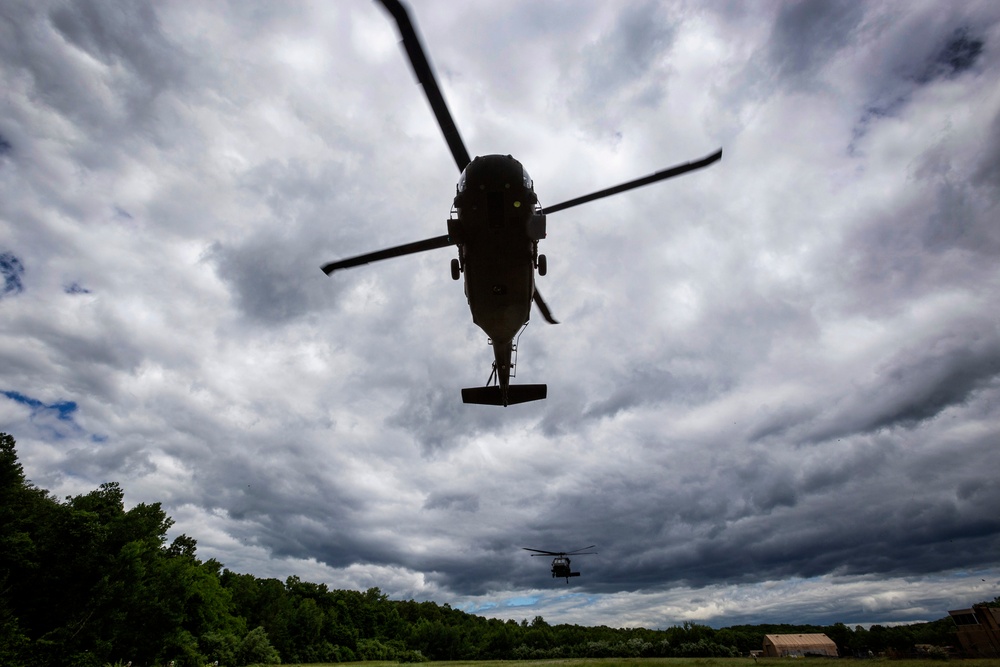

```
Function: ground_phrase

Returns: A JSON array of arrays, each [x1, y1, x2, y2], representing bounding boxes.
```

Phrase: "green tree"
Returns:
[[0, 434, 246, 666], [238, 626, 281, 665], [0, 433, 33, 663]]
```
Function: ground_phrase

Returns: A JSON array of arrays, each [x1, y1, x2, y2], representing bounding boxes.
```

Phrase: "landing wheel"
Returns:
[[451, 258, 461, 280], [537, 254, 547, 276]]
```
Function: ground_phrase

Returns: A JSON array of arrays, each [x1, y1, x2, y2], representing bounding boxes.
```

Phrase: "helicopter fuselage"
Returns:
[[453, 155, 538, 343], [450, 154, 545, 403], [550, 556, 580, 581]]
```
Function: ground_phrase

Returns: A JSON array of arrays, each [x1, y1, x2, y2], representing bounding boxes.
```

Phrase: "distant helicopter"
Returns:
[[321, 0, 722, 407], [523, 546, 597, 582]]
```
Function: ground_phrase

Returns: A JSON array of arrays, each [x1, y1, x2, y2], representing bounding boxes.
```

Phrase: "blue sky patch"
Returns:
[[460, 601, 499, 614], [504, 596, 541, 608], [3, 390, 78, 421], [2, 390, 82, 440]]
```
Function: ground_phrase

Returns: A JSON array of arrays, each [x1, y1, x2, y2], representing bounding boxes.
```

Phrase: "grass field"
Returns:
[[275, 658, 1000, 667]]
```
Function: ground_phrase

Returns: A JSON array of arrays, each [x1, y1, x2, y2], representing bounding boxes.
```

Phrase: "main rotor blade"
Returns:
[[566, 545, 597, 554], [523, 547, 561, 556], [543, 148, 722, 215], [321, 234, 453, 275], [377, 0, 472, 172], [533, 289, 559, 324]]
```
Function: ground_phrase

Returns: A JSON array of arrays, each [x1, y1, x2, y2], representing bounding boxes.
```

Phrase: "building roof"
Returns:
[[764, 633, 838, 648]]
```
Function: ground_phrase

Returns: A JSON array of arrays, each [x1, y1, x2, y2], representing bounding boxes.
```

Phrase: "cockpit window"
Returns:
[[522, 166, 533, 190], [457, 167, 468, 192]]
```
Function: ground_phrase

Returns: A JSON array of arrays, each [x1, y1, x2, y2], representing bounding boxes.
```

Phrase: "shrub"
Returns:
[[237, 627, 280, 665]]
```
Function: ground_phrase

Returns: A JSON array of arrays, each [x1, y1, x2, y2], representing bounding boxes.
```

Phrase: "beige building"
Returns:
[[950, 605, 1000, 658], [762, 633, 839, 658]]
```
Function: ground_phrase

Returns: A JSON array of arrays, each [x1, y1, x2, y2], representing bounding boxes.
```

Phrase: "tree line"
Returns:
[[0, 433, 967, 666]]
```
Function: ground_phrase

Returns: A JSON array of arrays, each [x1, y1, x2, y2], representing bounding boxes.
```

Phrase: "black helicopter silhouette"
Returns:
[[322, 0, 722, 407], [524, 546, 598, 582]]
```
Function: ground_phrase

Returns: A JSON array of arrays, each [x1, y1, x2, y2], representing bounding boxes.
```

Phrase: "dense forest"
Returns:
[[0, 433, 969, 666]]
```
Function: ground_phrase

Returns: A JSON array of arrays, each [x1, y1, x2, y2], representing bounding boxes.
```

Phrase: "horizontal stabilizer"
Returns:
[[462, 384, 547, 406]]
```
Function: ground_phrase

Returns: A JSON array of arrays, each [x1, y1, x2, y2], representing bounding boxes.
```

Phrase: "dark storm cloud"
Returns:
[[423, 491, 479, 512], [210, 236, 321, 324], [388, 381, 545, 455], [750, 323, 1000, 444], [921, 28, 984, 82], [637, 503, 1000, 591], [767, 0, 864, 85], [559, 278, 816, 427], [513, 430, 1000, 595], [58, 438, 155, 481], [227, 472, 441, 576], [863, 332, 1000, 430], [48, 0, 180, 79], [388, 386, 480, 454], [842, 204, 997, 312], [227, 484, 365, 561], [564, 1, 677, 136], [1, 252, 25, 296], [1, 0, 188, 156], [839, 80, 1000, 310], [0, 131, 11, 156], [21, 315, 146, 393], [575, 362, 724, 423], [208, 156, 362, 324], [123, 428, 392, 570], [580, 366, 681, 421], [974, 108, 1000, 191], [847, 12, 994, 152]]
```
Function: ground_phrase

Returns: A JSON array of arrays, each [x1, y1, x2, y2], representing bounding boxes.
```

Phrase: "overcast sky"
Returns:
[[3, 0, 1000, 629]]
